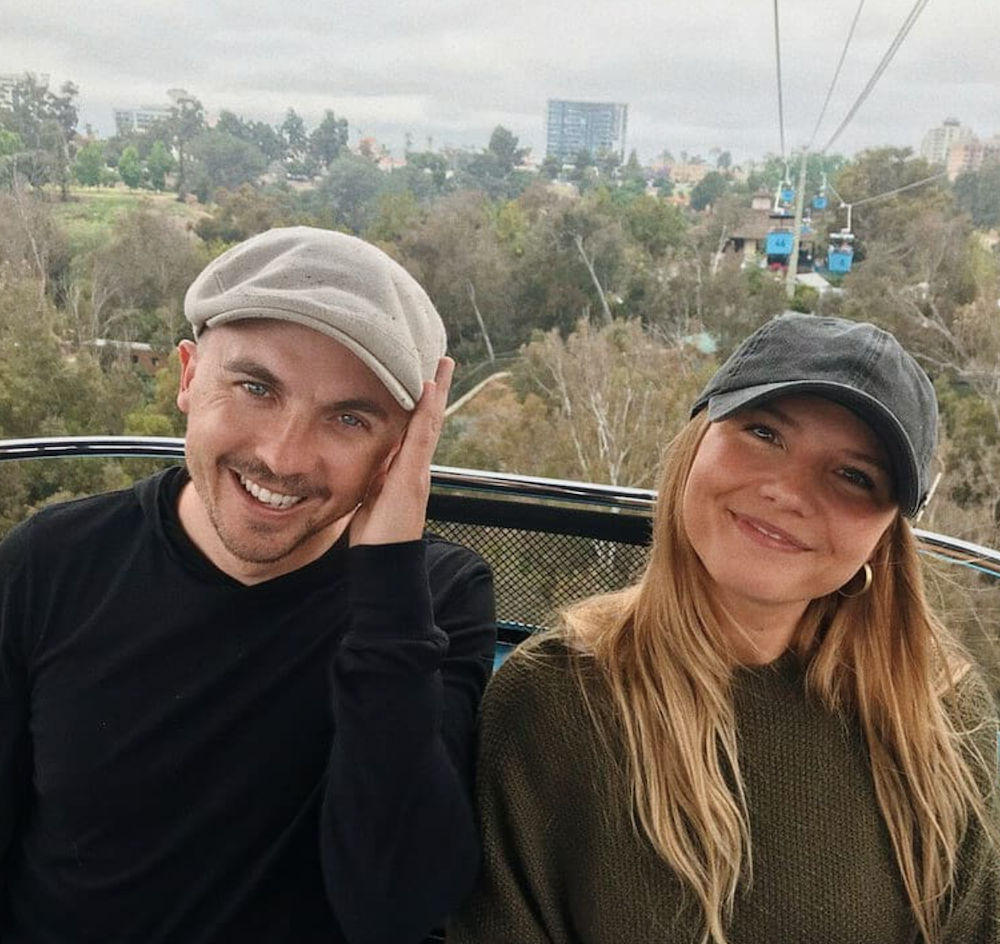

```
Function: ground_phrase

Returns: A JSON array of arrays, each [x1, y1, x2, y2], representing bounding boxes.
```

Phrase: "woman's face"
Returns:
[[682, 394, 898, 636]]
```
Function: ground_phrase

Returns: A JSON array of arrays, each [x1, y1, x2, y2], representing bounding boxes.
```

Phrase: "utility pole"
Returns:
[[784, 147, 810, 300]]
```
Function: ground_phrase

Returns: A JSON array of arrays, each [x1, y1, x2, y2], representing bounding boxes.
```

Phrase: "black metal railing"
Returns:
[[3, 436, 1000, 663]]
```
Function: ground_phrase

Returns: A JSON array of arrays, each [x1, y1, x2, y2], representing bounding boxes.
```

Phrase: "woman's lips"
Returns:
[[732, 511, 811, 551]]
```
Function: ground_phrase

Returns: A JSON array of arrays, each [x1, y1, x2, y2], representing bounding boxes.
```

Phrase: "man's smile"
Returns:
[[237, 471, 304, 509]]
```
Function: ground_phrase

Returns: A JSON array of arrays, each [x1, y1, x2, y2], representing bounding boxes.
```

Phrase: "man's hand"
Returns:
[[349, 357, 455, 547]]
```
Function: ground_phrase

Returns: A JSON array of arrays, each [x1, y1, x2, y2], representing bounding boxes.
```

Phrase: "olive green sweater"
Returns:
[[450, 640, 1000, 944]]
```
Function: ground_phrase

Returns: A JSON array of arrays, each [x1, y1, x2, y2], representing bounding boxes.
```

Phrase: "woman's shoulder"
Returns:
[[943, 665, 999, 789], [486, 634, 583, 705], [478, 633, 611, 752], [944, 663, 997, 727]]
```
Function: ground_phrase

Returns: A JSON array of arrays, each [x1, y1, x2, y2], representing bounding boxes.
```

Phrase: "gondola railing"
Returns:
[[3, 435, 1000, 664]]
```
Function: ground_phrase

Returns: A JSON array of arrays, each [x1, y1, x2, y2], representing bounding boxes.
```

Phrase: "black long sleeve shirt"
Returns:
[[0, 467, 496, 943]]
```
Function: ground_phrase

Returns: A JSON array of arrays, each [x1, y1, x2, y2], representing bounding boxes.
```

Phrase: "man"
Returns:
[[0, 227, 496, 943]]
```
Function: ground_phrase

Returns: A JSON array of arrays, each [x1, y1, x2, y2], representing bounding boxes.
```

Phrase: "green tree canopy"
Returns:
[[689, 171, 730, 210], [117, 145, 143, 189], [309, 110, 349, 168], [73, 140, 106, 186]]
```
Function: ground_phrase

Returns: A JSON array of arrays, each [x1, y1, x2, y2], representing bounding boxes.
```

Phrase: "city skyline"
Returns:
[[2, 0, 996, 164]]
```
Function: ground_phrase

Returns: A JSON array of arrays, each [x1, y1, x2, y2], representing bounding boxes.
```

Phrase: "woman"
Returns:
[[450, 313, 999, 944]]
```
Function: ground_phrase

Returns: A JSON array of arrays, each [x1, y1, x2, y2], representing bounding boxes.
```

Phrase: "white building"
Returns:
[[0, 72, 50, 110], [920, 118, 973, 166]]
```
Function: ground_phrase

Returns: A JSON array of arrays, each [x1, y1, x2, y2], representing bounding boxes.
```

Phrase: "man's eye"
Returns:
[[338, 413, 365, 429], [242, 381, 269, 397]]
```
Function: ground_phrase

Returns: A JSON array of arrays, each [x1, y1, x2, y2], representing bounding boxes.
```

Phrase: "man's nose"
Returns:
[[253, 411, 317, 479]]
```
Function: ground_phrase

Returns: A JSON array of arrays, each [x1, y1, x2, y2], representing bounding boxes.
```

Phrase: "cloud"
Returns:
[[2, 0, 996, 162]]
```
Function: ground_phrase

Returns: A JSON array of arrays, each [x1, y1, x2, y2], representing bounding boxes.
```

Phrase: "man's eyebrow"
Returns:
[[329, 398, 390, 421], [222, 358, 282, 389]]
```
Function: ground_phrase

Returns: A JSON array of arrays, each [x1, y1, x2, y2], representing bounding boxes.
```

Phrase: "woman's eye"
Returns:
[[840, 467, 876, 491], [745, 423, 778, 443], [242, 381, 269, 398]]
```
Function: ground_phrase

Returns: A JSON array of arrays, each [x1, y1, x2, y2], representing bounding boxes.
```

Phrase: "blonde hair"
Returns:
[[559, 413, 996, 944]]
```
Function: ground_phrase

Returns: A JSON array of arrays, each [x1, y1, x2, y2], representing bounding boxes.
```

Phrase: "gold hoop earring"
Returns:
[[838, 561, 873, 598]]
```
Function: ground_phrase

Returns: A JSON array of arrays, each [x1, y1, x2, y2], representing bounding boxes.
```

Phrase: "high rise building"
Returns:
[[112, 89, 196, 137], [920, 118, 973, 166], [113, 104, 173, 136], [0, 72, 50, 110], [947, 135, 1000, 180], [545, 100, 628, 163]]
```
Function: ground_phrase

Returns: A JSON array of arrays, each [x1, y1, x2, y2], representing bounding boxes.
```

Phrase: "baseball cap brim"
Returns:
[[704, 380, 922, 516]]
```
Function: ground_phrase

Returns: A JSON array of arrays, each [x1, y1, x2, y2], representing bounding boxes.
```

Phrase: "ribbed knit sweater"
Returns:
[[450, 638, 1000, 944]]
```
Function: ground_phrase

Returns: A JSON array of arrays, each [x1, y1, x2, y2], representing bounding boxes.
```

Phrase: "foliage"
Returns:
[[117, 146, 143, 189], [0, 265, 145, 531], [167, 94, 206, 200], [439, 319, 714, 487], [73, 141, 107, 187], [81, 206, 206, 346], [457, 125, 531, 201], [309, 110, 350, 168], [953, 164, 1000, 229], [308, 153, 388, 233], [689, 171, 730, 210], [195, 183, 315, 243], [187, 129, 267, 199], [146, 141, 175, 192], [0, 75, 80, 198]]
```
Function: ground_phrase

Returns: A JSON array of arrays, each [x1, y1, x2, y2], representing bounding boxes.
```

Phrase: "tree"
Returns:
[[195, 184, 314, 244], [595, 149, 621, 181], [568, 149, 596, 190], [689, 171, 730, 211], [620, 150, 646, 191], [117, 146, 143, 189], [0, 185, 70, 300], [540, 154, 562, 180], [458, 126, 530, 201], [168, 93, 206, 200], [621, 194, 687, 258], [309, 153, 387, 233], [439, 319, 713, 487], [0, 129, 23, 189], [309, 110, 349, 168], [73, 141, 106, 187], [146, 141, 175, 191], [396, 190, 518, 360], [281, 108, 309, 159], [85, 208, 205, 345], [395, 150, 452, 200], [365, 190, 423, 245], [0, 266, 145, 529], [45, 81, 79, 200], [953, 164, 1000, 229], [486, 126, 526, 173], [187, 130, 267, 197], [0, 75, 79, 197]]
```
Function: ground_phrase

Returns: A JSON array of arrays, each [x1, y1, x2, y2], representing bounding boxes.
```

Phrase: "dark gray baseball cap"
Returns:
[[690, 313, 938, 517]]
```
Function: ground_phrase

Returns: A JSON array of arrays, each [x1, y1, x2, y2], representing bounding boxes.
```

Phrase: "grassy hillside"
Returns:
[[50, 189, 208, 254]]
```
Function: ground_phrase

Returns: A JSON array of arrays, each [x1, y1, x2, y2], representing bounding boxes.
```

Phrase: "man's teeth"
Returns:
[[238, 474, 303, 509]]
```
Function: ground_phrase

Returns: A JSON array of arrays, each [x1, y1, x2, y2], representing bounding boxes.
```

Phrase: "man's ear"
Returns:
[[176, 339, 199, 415]]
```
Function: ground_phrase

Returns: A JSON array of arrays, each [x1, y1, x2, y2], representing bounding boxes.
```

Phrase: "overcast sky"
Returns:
[[2, 0, 997, 164]]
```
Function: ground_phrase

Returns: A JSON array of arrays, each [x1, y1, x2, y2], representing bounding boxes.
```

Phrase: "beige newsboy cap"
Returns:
[[184, 226, 446, 410]]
